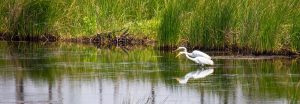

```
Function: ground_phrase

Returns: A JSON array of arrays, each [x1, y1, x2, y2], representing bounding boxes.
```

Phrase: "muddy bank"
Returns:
[[0, 32, 59, 42], [63, 29, 154, 47], [0, 31, 299, 56]]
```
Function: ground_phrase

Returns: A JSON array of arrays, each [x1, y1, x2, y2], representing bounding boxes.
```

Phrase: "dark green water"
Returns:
[[0, 42, 299, 104]]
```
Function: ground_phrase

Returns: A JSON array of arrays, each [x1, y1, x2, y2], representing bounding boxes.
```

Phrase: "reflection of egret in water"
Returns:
[[176, 67, 214, 84]]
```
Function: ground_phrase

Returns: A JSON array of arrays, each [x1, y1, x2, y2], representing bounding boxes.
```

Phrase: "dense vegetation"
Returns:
[[1, 0, 300, 54]]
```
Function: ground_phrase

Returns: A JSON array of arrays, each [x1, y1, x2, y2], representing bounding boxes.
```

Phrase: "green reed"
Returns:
[[290, 0, 300, 51], [159, 0, 300, 53], [157, 0, 181, 47], [0, 0, 163, 38], [188, 0, 235, 49], [157, 0, 197, 47], [1, 0, 300, 53]]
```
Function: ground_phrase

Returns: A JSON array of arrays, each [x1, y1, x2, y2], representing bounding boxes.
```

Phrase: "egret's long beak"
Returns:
[[175, 53, 181, 57], [173, 48, 180, 52], [175, 77, 180, 82]]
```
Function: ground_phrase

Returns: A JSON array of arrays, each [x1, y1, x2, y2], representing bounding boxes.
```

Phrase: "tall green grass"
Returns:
[[158, 0, 197, 47], [1, 0, 300, 53], [188, 0, 235, 49], [236, 0, 300, 53], [290, 0, 300, 52], [157, 0, 300, 53], [291, 16, 300, 52], [157, 0, 181, 47], [0, 0, 163, 38]]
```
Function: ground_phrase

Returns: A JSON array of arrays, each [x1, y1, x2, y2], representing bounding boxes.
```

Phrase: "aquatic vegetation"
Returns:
[[158, 0, 181, 47], [158, 0, 300, 54], [0, 0, 163, 38], [1, 0, 300, 53], [188, 0, 235, 49]]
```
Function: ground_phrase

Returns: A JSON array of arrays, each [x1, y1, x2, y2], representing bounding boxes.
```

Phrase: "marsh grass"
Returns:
[[13, 1, 53, 37], [291, 2, 300, 51], [188, 0, 236, 49], [158, 0, 181, 47], [157, 0, 300, 53], [1, 0, 300, 53], [158, 0, 197, 47], [0, 0, 163, 38]]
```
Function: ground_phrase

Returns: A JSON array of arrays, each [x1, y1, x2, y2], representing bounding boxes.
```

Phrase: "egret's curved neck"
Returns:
[[184, 52, 194, 61], [179, 77, 189, 84], [183, 47, 188, 52], [183, 77, 189, 83]]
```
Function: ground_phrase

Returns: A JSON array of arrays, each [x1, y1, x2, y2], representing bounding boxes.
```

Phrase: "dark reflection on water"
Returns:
[[0, 41, 300, 104]]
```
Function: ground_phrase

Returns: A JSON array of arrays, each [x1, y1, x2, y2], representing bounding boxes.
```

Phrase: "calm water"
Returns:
[[0, 42, 299, 104]]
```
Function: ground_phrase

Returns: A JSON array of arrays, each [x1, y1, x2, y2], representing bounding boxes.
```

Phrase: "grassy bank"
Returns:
[[157, 0, 300, 54], [0, 0, 162, 38], [1, 0, 300, 54]]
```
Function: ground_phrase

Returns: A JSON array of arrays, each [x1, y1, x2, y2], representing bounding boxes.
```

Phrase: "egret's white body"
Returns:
[[176, 68, 214, 84], [176, 47, 211, 59], [176, 51, 214, 66]]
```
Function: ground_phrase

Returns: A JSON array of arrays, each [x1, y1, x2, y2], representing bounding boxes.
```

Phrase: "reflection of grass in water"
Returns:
[[289, 79, 300, 103], [0, 42, 169, 83], [1, 42, 300, 103], [238, 59, 300, 102], [0, 41, 192, 87], [187, 59, 300, 103], [288, 60, 300, 103], [121, 95, 168, 104]]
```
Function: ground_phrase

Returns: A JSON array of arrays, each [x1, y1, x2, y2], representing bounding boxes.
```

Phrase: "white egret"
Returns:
[[176, 51, 214, 66], [176, 68, 214, 84], [175, 47, 211, 59]]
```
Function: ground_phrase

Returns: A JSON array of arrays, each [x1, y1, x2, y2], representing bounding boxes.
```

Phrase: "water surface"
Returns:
[[0, 42, 299, 104]]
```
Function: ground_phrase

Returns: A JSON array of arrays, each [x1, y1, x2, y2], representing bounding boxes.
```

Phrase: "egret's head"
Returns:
[[207, 60, 214, 66], [175, 77, 180, 82], [210, 61, 214, 65], [175, 47, 187, 52], [176, 52, 185, 57], [175, 77, 188, 84]]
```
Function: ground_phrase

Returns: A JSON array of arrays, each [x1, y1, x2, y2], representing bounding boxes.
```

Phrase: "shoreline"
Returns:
[[0, 32, 299, 56], [0, 30, 155, 46]]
